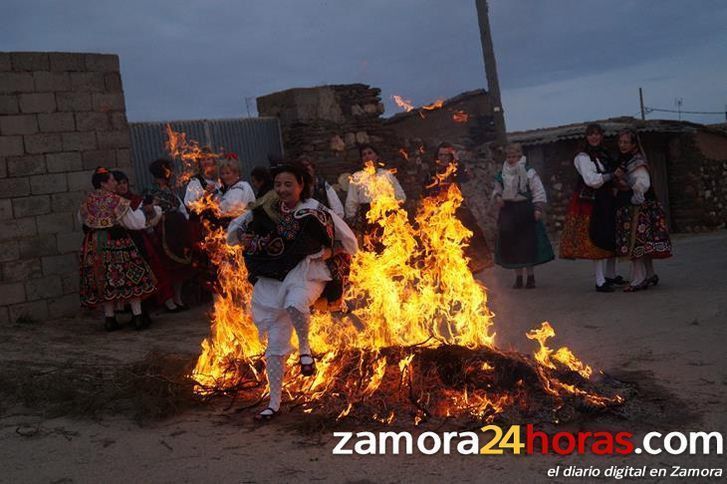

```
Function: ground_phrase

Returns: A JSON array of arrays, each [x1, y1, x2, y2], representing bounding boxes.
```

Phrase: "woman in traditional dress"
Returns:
[[79, 167, 160, 330], [114, 170, 182, 314], [227, 162, 357, 421], [492, 143, 554, 288], [184, 149, 220, 209], [217, 156, 256, 223], [344, 144, 406, 247], [559, 123, 625, 292], [423, 142, 493, 273], [614, 129, 672, 292], [183, 150, 221, 292], [144, 158, 194, 310]]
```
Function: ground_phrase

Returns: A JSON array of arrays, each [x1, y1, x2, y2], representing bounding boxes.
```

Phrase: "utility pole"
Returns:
[[639, 87, 646, 120], [475, 0, 507, 147], [675, 97, 683, 120]]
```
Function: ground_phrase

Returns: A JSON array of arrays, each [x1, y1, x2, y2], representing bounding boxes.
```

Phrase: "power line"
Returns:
[[645, 107, 725, 116]]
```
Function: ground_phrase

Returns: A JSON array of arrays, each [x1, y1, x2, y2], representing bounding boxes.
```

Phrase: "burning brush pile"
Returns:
[[169, 128, 623, 427]]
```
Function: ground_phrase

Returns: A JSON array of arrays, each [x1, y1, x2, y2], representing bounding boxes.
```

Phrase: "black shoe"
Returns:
[[595, 283, 615, 293], [605, 275, 627, 286], [513, 276, 523, 289], [142, 312, 153, 328], [647, 274, 659, 287], [104, 316, 121, 331], [525, 275, 535, 289], [132, 314, 146, 331], [254, 407, 279, 422], [175, 303, 189, 311], [299, 354, 316, 377], [624, 280, 649, 292]]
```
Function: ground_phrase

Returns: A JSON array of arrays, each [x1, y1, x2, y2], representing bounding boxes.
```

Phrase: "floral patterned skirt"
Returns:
[[616, 200, 672, 260], [80, 228, 157, 307]]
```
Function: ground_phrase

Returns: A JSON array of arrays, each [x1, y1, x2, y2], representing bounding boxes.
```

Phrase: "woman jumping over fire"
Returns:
[[227, 161, 358, 421]]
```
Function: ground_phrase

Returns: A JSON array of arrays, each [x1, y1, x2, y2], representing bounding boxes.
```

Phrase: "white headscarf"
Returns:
[[501, 156, 529, 201]]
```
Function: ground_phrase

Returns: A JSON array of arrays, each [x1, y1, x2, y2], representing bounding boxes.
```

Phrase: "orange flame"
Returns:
[[452, 110, 470, 123], [526, 322, 593, 379], [392, 95, 445, 117], [392, 95, 415, 112], [161, 125, 621, 422], [164, 124, 219, 187], [422, 99, 445, 111]]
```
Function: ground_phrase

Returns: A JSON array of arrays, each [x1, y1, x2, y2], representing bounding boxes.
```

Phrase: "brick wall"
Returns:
[[0, 51, 132, 323]]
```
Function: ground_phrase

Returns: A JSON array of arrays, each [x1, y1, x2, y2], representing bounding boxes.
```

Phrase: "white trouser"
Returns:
[[250, 257, 329, 356]]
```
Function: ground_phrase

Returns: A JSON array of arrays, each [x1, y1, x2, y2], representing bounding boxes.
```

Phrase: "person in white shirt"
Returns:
[[345, 144, 406, 247], [217, 157, 256, 219], [79, 167, 161, 331], [614, 129, 672, 292], [298, 155, 345, 219], [226, 162, 357, 421], [559, 123, 626, 292], [184, 149, 220, 209], [491, 143, 554, 288]]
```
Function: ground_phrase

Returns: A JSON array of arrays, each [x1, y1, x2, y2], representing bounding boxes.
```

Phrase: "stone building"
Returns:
[[508, 117, 727, 233], [0, 51, 133, 324], [384, 89, 498, 151]]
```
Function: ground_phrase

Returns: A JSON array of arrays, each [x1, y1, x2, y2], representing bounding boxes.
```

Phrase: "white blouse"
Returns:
[[344, 168, 406, 220], [184, 177, 221, 208], [574, 152, 610, 189], [218, 179, 256, 216]]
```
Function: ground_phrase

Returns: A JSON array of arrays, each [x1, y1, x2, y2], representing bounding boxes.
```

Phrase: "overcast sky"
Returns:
[[4, 0, 727, 130]]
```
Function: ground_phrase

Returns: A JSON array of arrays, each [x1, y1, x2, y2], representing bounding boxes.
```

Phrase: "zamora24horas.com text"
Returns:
[[332, 425, 724, 459]]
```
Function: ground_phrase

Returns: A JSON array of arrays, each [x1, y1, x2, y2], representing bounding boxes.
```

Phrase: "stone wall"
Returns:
[[0, 51, 132, 324], [257, 83, 499, 242], [667, 132, 727, 232], [257, 84, 402, 191]]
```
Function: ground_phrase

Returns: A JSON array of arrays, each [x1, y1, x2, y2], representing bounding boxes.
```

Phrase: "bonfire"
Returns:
[[166, 126, 623, 426]]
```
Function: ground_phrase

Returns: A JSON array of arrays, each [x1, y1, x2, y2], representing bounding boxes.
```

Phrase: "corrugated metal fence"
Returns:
[[129, 117, 284, 191]]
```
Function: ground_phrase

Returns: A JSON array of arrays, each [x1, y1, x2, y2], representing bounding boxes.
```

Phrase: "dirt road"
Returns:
[[1, 232, 725, 483]]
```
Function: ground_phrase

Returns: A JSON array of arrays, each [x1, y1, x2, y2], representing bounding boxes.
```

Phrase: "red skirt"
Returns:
[[559, 193, 614, 260]]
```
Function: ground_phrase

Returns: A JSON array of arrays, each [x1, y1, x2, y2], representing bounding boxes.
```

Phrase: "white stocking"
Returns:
[[103, 303, 115, 318], [287, 306, 312, 364], [630, 258, 647, 286], [173, 282, 184, 306], [605, 257, 617, 279], [265, 355, 285, 412], [130, 298, 142, 316], [593, 259, 606, 286], [644, 257, 655, 278]]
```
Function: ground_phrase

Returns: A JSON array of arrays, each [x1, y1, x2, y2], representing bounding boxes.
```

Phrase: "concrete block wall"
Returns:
[[0, 52, 132, 323]]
